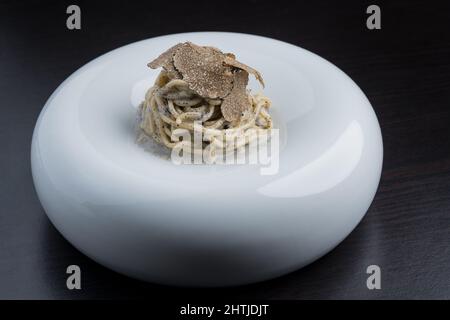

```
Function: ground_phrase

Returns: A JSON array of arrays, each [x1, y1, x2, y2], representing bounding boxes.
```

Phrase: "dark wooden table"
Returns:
[[1, 0, 449, 299]]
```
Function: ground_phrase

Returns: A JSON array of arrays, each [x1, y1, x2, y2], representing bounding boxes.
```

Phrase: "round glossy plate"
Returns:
[[31, 32, 383, 287]]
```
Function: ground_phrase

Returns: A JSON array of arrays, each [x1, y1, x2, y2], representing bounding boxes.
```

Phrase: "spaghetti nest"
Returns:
[[137, 71, 273, 159]]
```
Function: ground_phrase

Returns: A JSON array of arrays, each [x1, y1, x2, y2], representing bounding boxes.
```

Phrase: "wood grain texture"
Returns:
[[0, 0, 449, 299]]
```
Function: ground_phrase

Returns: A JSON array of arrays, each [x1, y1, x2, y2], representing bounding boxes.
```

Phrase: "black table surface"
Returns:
[[1, 0, 449, 299]]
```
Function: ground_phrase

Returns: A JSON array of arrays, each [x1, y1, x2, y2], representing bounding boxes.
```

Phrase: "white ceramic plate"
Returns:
[[31, 32, 383, 287]]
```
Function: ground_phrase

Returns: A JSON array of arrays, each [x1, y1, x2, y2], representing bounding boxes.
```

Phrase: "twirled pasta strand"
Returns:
[[138, 72, 273, 158]]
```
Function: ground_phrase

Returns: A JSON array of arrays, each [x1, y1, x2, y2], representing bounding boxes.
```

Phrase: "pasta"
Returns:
[[137, 42, 274, 162]]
